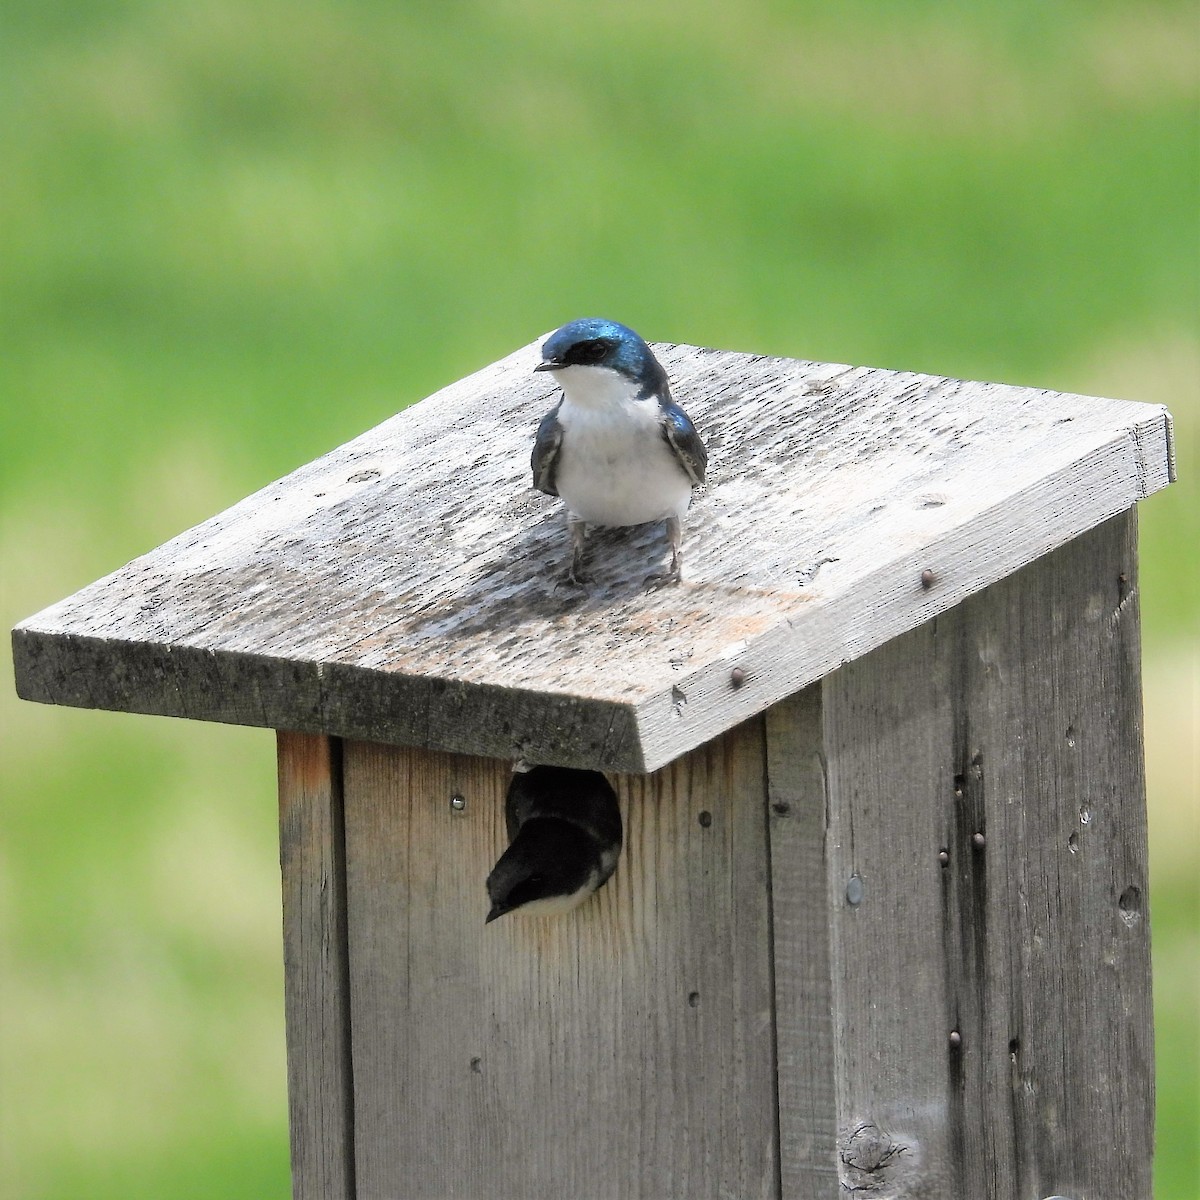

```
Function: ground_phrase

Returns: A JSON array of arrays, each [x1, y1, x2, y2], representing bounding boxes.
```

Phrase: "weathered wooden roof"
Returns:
[[13, 339, 1175, 771]]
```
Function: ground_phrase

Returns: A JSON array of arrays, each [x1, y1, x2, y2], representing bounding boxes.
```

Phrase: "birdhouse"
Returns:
[[12, 336, 1174, 1200]]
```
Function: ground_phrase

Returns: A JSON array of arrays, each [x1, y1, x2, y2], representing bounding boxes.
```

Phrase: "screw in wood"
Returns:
[[450, 793, 466, 812], [697, 810, 713, 828]]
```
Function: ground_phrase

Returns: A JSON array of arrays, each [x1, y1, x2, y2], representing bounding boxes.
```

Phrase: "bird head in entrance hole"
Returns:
[[485, 765, 622, 923]]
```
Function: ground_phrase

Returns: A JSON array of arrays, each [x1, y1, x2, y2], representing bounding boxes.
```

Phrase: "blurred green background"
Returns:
[[1, 1, 1195, 1196]]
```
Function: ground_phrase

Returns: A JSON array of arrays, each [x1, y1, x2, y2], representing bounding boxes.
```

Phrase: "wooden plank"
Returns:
[[765, 688, 838, 1198], [822, 612, 957, 1194], [12, 340, 1175, 773], [818, 510, 1154, 1197], [940, 507, 1154, 1198], [340, 721, 778, 1200], [277, 731, 355, 1200]]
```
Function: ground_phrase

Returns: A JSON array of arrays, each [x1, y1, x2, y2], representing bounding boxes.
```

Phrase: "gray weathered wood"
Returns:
[[12, 339, 1175, 772], [766, 688, 839, 1198], [339, 721, 778, 1200], [821, 603, 962, 1197], [277, 731, 354, 1200], [816, 509, 1153, 1198]]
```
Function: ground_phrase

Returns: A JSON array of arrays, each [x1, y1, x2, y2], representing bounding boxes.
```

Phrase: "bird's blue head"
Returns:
[[534, 318, 667, 392]]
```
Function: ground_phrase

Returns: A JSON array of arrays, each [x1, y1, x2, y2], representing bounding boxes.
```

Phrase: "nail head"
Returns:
[[920, 568, 936, 589], [972, 832, 986, 849], [846, 874, 864, 906], [730, 666, 746, 688], [450, 793, 466, 812], [949, 1030, 962, 1048]]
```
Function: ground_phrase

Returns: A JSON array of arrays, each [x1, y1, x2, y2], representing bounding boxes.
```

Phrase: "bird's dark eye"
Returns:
[[572, 338, 610, 365]]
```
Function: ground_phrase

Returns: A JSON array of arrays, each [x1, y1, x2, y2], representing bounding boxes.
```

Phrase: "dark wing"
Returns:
[[660, 402, 708, 485], [531, 402, 564, 496]]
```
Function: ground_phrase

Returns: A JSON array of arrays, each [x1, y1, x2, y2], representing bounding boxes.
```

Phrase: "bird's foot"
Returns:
[[556, 543, 591, 591], [647, 524, 685, 590], [643, 566, 681, 590], [555, 567, 590, 591]]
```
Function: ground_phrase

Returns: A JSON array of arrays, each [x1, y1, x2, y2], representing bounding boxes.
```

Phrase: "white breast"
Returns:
[[551, 366, 694, 528], [509, 872, 600, 917]]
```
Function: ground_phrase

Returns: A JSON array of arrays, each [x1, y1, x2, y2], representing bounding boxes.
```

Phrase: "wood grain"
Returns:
[[12, 340, 1175, 772], [821, 605, 959, 1197], [766, 688, 838, 1198], [340, 720, 778, 1200], [277, 731, 355, 1200], [819, 510, 1153, 1198]]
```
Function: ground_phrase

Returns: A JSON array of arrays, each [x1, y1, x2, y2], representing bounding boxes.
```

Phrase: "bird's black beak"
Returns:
[[533, 358, 562, 373], [485, 903, 506, 924]]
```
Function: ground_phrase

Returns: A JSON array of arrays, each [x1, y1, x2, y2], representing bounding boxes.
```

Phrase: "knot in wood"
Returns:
[[838, 1122, 917, 1195]]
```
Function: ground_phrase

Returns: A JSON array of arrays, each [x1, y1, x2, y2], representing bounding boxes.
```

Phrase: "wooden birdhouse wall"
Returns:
[[280, 720, 778, 1199], [276, 511, 1152, 1200]]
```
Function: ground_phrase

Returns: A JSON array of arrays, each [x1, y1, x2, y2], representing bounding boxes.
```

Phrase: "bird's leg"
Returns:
[[563, 515, 589, 586], [645, 516, 683, 588], [666, 516, 683, 580]]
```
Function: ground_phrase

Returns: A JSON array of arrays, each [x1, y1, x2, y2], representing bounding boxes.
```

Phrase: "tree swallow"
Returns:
[[531, 317, 708, 585], [485, 765, 623, 923]]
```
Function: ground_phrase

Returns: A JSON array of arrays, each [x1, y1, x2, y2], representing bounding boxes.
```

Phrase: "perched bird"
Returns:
[[486, 765, 623, 923], [531, 318, 707, 585]]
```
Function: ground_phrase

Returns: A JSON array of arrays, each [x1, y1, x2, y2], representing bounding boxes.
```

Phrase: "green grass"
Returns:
[[2, 2, 1196, 1196]]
